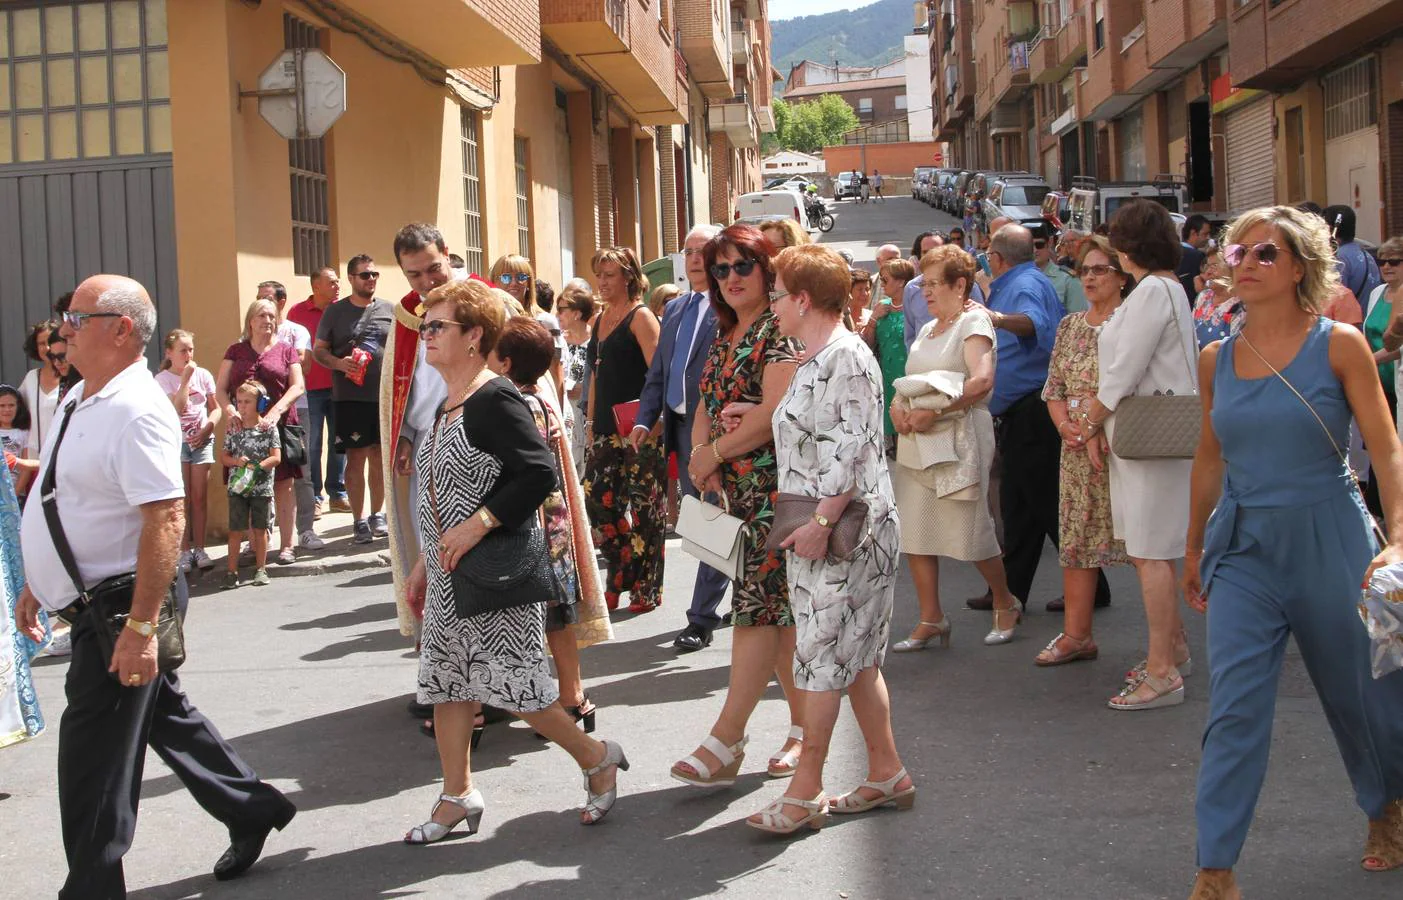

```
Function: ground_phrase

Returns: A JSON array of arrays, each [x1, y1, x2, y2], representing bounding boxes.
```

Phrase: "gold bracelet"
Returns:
[[711, 441, 725, 464]]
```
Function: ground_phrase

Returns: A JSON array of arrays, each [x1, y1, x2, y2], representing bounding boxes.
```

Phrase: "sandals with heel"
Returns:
[[829, 768, 916, 814], [767, 726, 803, 778], [671, 735, 748, 787], [403, 789, 485, 844]]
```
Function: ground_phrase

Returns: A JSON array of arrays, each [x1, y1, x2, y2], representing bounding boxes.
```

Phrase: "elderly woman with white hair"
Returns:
[[216, 297, 306, 563]]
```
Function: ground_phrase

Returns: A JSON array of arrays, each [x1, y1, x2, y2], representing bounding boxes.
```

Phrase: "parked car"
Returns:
[[834, 171, 859, 200], [912, 166, 937, 201], [1066, 175, 1191, 234], [765, 175, 813, 194], [939, 171, 969, 213], [982, 175, 1053, 230], [949, 170, 981, 215], [922, 168, 957, 207], [735, 189, 805, 226], [966, 170, 1028, 230], [1041, 191, 1071, 234]]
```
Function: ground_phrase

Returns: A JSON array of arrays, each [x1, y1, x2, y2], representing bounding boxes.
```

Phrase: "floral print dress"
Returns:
[[1041, 313, 1129, 570], [773, 332, 901, 692], [699, 310, 799, 626]]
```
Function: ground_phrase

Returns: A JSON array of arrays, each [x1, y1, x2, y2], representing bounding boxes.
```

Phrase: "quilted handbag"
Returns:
[[766, 493, 871, 560], [449, 520, 559, 619], [676, 493, 745, 581], [1109, 276, 1202, 460]]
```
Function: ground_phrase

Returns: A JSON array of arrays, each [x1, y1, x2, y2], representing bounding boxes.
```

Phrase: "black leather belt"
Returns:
[[56, 596, 91, 626]]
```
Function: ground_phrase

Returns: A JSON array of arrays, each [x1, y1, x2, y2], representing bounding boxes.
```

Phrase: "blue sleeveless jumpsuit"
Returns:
[[1197, 318, 1403, 868]]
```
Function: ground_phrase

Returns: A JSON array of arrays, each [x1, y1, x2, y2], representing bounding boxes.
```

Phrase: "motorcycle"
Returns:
[[804, 196, 835, 233]]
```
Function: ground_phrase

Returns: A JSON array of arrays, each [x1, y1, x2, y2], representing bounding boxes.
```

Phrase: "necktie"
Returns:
[[666, 293, 701, 412]]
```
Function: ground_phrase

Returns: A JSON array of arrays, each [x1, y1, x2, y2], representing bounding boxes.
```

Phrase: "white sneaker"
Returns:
[[299, 529, 327, 550], [46, 629, 72, 657], [178, 550, 192, 573], [190, 548, 214, 571]]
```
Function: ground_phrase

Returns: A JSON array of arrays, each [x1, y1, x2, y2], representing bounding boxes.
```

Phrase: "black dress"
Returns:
[[415, 378, 559, 710]]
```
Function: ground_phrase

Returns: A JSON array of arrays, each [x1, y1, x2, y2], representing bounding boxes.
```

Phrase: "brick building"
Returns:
[[784, 58, 910, 125]]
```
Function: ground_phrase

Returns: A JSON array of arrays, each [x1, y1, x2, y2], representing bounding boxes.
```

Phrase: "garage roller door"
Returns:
[[1225, 98, 1275, 213]]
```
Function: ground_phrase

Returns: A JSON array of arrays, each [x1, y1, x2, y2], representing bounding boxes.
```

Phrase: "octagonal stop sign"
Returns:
[[257, 49, 346, 140]]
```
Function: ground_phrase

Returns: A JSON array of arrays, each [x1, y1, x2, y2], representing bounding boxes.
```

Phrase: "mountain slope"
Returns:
[[770, 0, 920, 77]]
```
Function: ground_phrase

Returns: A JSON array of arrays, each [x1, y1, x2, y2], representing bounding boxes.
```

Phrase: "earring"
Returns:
[[799, 308, 807, 318]]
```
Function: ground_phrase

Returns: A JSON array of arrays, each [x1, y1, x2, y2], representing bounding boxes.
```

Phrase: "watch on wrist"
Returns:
[[477, 508, 496, 529], [812, 512, 833, 529], [125, 617, 157, 638]]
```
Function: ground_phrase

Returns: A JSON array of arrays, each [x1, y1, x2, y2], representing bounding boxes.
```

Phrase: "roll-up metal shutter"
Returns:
[[1225, 98, 1275, 213]]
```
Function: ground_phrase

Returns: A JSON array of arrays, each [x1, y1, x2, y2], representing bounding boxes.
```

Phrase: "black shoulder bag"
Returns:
[[41, 402, 186, 677], [426, 403, 558, 619]]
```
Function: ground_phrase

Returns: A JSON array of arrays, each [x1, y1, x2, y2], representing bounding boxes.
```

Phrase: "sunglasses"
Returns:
[[1223, 242, 1286, 268], [1077, 264, 1117, 278], [710, 259, 759, 280], [1033, 240, 1048, 250], [1380, 258, 1403, 268], [354, 271, 380, 280], [768, 290, 791, 304], [47, 351, 67, 362], [61, 310, 122, 330], [496, 273, 530, 285], [417, 319, 466, 338]]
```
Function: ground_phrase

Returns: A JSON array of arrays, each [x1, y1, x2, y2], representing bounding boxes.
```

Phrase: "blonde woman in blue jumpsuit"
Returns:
[[1183, 206, 1403, 900]]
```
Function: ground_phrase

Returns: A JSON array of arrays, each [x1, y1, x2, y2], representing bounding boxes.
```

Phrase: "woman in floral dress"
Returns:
[[1037, 235, 1131, 666], [671, 224, 808, 790], [744, 242, 909, 834]]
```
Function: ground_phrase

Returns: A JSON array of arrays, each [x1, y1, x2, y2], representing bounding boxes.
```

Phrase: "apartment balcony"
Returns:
[[1146, 0, 1226, 70], [731, 24, 749, 62], [1228, 0, 1403, 89], [338, 0, 540, 66], [757, 105, 776, 133], [542, 0, 686, 125], [709, 95, 758, 149], [1032, 9, 1087, 84], [991, 50, 1031, 107], [678, 0, 730, 92]]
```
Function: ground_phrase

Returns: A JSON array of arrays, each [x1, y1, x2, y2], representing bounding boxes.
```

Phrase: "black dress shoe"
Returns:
[[673, 624, 712, 652], [214, 802, 296, 881], [965, 590, 994, 611], [406, 700, 433, 719]]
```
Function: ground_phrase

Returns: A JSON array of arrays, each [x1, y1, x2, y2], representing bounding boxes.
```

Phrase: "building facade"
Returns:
[[0, 0, 775, 386], [784, 58, 909, 126]]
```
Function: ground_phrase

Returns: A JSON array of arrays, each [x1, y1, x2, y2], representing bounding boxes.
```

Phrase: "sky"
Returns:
[[768, 0, 865, 21]]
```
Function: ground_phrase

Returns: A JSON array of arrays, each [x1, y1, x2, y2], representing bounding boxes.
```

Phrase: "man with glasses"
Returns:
[[313, 255, 393, 544], [287, 267, 349, 515], [1034, 225, 1088, 314], [631, 224, 727, 651]]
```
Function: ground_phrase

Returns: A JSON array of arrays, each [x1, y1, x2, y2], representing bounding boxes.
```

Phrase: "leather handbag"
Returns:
[[279, 422, 308, 467], [1109, 276, 1202, 460], [676, 493, 745, 581], [427, 409, 557, 619], [41, 403, 185, 677], [766, 493, 871, 560]]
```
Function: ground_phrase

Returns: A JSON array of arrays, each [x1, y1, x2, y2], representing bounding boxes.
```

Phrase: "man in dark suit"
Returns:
[[1176, 214, 1211, 301], [631, 223, 727, 651]]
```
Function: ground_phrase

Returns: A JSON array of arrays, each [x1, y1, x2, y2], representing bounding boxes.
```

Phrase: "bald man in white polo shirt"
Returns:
[[16, 275, 294, 898]]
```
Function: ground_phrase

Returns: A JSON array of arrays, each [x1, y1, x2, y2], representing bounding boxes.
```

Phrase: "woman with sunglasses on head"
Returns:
[[1182, 208, 1403, 899], [583, 247, 666, 612], [1035, 236, 1131, 668], [671, 224, 807, 793], [1079, 199, 1198, 711]]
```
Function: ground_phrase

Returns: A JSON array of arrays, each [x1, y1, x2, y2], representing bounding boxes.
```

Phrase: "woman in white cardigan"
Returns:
[[1079, 200, 1198, 711]]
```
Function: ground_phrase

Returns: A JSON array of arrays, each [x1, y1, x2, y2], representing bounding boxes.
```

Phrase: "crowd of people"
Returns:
[[3, 195, 1403, 899]]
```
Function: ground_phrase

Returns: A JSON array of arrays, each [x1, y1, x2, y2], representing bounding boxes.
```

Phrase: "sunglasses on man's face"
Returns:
[[354, 271, 380, 281], [710, 259, 759, 280], [496, 273, 530, 285], [1223, 242, 1286, 268]]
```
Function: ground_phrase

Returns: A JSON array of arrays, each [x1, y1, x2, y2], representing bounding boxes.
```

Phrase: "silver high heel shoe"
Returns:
[[580, 739, 629, 825], [983, 602, 1022, 646], [892, 619, 952, 652], [404, 789, 485, 844]]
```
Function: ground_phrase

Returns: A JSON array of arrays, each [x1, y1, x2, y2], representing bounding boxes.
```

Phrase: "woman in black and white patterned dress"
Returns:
[[403, 279, 629, 845]]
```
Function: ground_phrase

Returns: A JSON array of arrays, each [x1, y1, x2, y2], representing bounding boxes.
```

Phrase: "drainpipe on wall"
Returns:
[[683, 122, 697, 228]]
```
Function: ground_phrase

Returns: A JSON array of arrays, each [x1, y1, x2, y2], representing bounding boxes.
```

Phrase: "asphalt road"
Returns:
[[2, 199, 1396, 899]]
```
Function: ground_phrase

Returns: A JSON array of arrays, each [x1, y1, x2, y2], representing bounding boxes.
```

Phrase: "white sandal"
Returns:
[[746, 793, 828, 834], [767, 726, 804, 778], [670, 734, 748, 787], [403, 789, 485, 844], [829, 768, 916, 814], [580, 739, 629, 825]]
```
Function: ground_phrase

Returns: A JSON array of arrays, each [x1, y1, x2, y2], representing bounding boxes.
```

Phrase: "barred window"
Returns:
[[0, 0, 171, 164], [1322, 57, 1377, 141], [514, 136, 531, 259], [460, 107, 484, 275], [286, 15, 330, 276]]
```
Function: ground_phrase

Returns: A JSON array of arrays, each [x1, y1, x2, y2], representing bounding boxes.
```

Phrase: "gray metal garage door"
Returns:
[[0, 155, 177, 384]]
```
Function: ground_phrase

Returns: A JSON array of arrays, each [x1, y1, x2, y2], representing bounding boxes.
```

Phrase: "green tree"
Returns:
[[761, 98, 793, 155], [776, 94, 859, 154]]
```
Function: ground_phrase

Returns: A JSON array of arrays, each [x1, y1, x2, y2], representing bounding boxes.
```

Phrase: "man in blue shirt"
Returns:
[[1325, 205, 1381, 317], [967, 224, 1111, 612]]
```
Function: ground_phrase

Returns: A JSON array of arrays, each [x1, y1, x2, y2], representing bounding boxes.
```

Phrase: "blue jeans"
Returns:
[[305, 389, 346, 500]]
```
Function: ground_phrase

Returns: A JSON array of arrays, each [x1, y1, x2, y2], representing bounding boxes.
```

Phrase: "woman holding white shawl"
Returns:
[[890, 245, 1022, 650]]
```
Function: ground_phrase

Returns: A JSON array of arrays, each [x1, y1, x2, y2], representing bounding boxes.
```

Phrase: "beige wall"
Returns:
[[1273, 82, 1328, 210]]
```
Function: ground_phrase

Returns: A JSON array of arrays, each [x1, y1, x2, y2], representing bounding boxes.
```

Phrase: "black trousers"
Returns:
[[998, 391, 1110, 606], [669, 412, 731, 631], [57, 615, 291, 899]]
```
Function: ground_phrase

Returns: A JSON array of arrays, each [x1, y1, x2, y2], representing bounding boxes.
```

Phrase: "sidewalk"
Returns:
[[188, 508, 390, 593]]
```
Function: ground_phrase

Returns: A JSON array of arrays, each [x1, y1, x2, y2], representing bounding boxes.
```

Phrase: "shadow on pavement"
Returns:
[[281, 601, 399, 632]]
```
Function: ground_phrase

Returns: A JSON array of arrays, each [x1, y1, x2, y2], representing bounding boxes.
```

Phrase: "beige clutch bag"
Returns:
[[766, 493, 870, 560]]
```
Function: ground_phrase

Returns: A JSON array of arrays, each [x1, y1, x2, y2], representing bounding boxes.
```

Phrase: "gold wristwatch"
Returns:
[[125, 617, 157, 638], [477, 508, 496, 529], [812, 512, 833, 529]]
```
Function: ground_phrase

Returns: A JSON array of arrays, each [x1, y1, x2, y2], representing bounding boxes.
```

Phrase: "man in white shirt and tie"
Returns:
[[631, 224, 727, 651]]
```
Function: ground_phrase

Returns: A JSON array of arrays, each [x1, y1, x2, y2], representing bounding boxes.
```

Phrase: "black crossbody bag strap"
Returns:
[[39, 400, 89, 601]]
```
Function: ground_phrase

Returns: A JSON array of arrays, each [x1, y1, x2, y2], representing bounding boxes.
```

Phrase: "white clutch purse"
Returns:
[[675, 493, 744, 582]]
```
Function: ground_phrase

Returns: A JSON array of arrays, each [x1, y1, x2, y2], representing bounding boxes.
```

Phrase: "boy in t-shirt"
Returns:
[[221, 381, 281, 589]]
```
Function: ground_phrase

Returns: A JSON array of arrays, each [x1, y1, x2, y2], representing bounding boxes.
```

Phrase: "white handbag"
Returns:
[[675, 493, 745, 582]]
